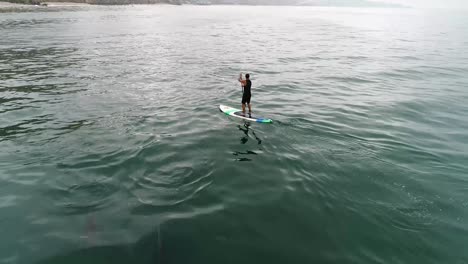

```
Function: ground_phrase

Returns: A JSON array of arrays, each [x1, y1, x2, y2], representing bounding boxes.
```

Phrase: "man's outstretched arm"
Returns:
[[238, 73, 246, 85]]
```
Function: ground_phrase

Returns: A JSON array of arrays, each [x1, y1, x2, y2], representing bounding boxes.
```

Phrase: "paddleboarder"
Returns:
[[238, 73, 252, 116]]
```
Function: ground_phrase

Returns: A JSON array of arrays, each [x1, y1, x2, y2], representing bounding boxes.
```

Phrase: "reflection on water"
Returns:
[[232, 122, 263, 161], [237, 122, 262, 145]]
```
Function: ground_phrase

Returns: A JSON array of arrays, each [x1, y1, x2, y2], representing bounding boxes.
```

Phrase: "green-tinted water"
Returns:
[[1, 5, 468, 264]]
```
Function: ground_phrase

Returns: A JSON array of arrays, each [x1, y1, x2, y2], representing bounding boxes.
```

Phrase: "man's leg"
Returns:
[[248, 103, 252, 114], [242, 103, 246, 114]]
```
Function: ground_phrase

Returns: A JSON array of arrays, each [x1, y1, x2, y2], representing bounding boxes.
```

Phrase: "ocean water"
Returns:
[[1, 5, 468, 264]]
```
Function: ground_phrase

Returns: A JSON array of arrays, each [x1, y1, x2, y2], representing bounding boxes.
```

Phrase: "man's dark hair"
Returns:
[[246, 73, 250, 79]]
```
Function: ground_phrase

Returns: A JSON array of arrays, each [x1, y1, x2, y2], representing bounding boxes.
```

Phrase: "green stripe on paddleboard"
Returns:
[[224, 109, 238, 115]]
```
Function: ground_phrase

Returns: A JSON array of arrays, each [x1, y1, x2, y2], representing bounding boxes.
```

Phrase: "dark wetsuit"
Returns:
[[242, 79, 251, 104]]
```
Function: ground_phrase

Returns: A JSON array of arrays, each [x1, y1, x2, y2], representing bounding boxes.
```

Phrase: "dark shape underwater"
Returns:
[[36, 231, 161, 264]]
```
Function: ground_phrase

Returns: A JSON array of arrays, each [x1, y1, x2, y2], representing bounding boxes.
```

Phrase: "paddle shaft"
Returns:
[[239, 73, 243, 92]]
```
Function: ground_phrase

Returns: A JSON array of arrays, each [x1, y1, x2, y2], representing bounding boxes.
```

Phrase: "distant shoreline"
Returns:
[[0, 1, 89, 7], [0, 0, 179, 6], [0, 0, 410, 10]]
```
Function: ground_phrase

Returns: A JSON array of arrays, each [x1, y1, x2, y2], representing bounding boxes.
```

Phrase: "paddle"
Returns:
[[239, 72, 244, 92]]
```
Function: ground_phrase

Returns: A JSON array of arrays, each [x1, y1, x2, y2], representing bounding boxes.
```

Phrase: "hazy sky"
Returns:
[[375, 0, 468, 8]]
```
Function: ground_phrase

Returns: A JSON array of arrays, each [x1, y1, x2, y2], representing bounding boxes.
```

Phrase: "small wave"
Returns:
[[376, 68, 424, 80], [390, 55, 421, 61], [130, 168, 213, 209], [277, 55, 324, 63], [0, 114, 53, 140], [324, 75, 377, 84], [0, 117, 93, 143], [416, 65, 466, 78], [343, 55, 369, 60], [46, 180, 118, 215], [0, 18, 78, 30]]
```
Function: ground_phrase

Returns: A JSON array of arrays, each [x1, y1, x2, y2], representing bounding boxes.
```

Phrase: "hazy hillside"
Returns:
[[181, 0, 404, 6], [297, 0, 404, 7], [3, 0, 405, 7], [180, 0, 404, 6]]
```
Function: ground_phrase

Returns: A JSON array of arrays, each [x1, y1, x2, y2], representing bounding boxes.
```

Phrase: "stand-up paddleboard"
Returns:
[[219, 105, 272, 123]]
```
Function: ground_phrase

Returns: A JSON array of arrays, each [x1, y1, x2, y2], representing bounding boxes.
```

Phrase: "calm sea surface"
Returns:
[[1, 5, 468, 264]]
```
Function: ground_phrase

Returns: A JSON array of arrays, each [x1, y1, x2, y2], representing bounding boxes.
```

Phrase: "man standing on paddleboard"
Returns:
[[238, 73, 252, 116]]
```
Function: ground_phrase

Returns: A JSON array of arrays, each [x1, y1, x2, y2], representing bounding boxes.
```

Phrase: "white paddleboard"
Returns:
[[219, 105, 272, 123]]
